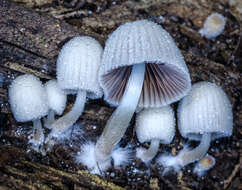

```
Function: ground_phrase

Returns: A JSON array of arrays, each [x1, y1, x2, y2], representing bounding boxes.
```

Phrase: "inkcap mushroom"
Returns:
[[92, 19, 191, 172], [158, 82, 233, 172], [136, 106, 175, 163], [9, 74, 48, 151], [199, 13, 226, 39], [193, 154, 215, 177], [44, 79, 67, 128], [45, 36, 103, 148]]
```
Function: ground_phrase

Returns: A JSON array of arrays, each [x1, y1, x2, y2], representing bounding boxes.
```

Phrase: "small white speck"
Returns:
[[20, 28, 25, 32]]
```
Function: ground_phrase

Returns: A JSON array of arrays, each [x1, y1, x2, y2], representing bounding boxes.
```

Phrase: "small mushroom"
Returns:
[[158, 82, 233, 172], [8, 74, 48, 151], [193, 154, 216, 177], [135, 106, 175, 163], [45, 36, 103, 148], [44, 79, 67, 129], [92, 19, 191, 172], [199, 13, 226, 39]]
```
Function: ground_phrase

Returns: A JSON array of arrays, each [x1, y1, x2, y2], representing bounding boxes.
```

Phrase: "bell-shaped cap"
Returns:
[[57, 36, 103, 98], [99, 19, 191, 108], [178, 82, 233, 141], [136, 106, 175, 144], [9, 74, 48, 122], [45, 80, 67, 115]]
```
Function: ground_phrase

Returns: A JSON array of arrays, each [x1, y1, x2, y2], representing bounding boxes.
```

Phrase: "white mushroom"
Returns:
[[8, 74, 48, 151], [44, 79, 67, 129], [158, 82, 233, 172], [92, 19, 191, 173], [193, 154, 216, 177], [45, 36, 103, 148], [199, 13, 226, 39], [136, 106, 175, 163]]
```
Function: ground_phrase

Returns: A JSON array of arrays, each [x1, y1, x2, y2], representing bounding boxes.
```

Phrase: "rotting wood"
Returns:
[[0, 0, 80, 82], [223, 163, 240, 189], [0, 148, 124, 190], [0, 1, 241, 190]]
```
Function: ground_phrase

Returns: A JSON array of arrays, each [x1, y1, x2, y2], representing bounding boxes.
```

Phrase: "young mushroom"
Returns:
[[45, 36, 103, 148], [193, 154, 216, 177], [199, 13, 226, 39], [158, 82, 233, 172], [136, 106, 175, 163], [8, 74, 48, 151], [44, 79, 67, 129], [92, 19, 191, 172]]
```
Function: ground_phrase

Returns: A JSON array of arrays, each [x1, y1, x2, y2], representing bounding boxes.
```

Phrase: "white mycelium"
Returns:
[[45, 36, 103, 149], [76, 142, 133, 174], [199, 13, 226, 39], [44, 79, 67, 128], [93, 19, 191, 173], [136, 106, 175, 163], [158, 82, 233, 172], [9, 74, 48, 150]]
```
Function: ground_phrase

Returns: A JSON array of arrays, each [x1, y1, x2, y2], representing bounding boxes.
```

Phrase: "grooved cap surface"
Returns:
[[99, 20, 191, 107], [57, 36, 103, 98], [178, 82, 233, 141]]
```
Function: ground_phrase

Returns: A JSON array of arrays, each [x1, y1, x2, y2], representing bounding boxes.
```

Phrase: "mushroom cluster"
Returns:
[[8, 19, 233, 177]]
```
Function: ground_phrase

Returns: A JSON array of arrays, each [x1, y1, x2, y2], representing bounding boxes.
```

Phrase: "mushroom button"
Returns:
[[136, 106, 175, 163], [45, 36, 103, 149], [44, 79, 67, 129], [193, 154, 216, 177], [158, 82, 233, 172], [8, 74, 48, 151], [94, 19, 191, 171], [199, 13, 226, 39]]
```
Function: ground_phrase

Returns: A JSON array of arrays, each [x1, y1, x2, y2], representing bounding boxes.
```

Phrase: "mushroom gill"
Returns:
[[101, 63, 188, 107]]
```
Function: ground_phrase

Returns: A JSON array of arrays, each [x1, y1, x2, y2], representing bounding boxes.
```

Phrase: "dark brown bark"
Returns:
[[0, 0, 81, 105]]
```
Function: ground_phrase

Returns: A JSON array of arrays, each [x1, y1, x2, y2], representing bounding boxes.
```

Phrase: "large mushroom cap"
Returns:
[[57, 36, 103, 98], [99, 19, 191, 108], [178, 82, 233, 141], [136, 106, 175, 144], [9, 74, 48, 122], [45, 80, 67, 115]]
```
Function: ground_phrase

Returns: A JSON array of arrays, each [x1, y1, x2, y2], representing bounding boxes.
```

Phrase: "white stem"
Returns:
[[49, 90, 86, 136], [179, 133, 211, 167], [45, 110, 55, 129], [139, 139, 160, 162], [95, 64, 146, 163], [32, 119, 44, 147]]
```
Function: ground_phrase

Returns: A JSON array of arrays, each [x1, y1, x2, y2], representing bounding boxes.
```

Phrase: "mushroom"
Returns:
[[45, 36, 103, 147], [93, 19, 191, 171], [193, 154, 215, 177], [158, 82, 233, 172], [199, 13, 226, 39], [44, 79, 67, 129], [8, 74, 48, 151], [136, 106, 175, 163]]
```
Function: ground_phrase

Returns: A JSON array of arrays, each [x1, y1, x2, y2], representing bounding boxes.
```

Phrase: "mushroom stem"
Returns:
[[178, 133, 211, 167], [95, 64, 146, 163], [31, 119, 44, 149], [45, 110, 55, 129], [46, 90, 86, 141], [138, 139, 160, 162]]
